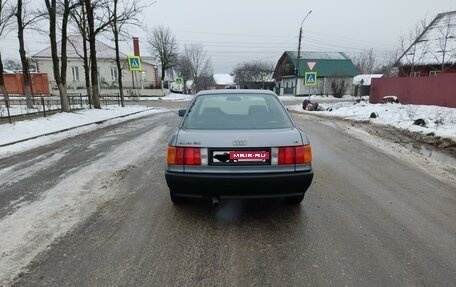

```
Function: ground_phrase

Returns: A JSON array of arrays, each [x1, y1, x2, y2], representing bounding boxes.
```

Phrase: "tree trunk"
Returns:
[[45, 0, 70, 112], [81, 3, 92, 107], [112, 0, 124, 107], [82, 38, 92, 107], [84, 0, 101, 109], [16, 0, 33, 108], [0, 51, 10, 108], [89, 35, 101, 109], [59, 0, 71, 111]]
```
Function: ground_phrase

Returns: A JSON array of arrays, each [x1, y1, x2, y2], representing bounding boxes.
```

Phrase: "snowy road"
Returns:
[[1, 108, 455, 286]]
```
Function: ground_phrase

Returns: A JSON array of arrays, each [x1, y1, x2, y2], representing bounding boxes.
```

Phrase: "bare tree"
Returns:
[[182, 43, 212, 93], [174, 54, 192, 94], [82, 0, 113, 109], [354, 49, 377, 74], [147, 25, 178, 83], [377, 49, 400, 77], [70, 1, 91, 104], [16, 0, 41, 108], [428, 14, 456, 72], [108, 0, 151, 107], [2, 58, 21, 70], [0, 0, 16, 110], [233, 60, 274, 89], [83, 0, 99, 108], [44, 0, 78, 112], [397, 18, 428, 75]]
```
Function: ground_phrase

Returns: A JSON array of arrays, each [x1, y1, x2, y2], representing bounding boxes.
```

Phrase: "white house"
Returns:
[[32, 35, 159, 91], [208, 74, 237, 90]]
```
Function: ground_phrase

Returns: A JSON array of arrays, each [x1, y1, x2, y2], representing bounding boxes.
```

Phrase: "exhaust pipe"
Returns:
[[211, 196, 220, 207]]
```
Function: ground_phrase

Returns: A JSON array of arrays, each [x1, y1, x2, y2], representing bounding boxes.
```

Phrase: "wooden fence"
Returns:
[[2, 73, 50, 95], [370, 73, 456, 108]]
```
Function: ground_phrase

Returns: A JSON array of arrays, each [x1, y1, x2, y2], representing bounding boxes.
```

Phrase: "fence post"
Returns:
[[41, 97, 46, 117], [80, 93, 83, 107], [117, 93, 120, 106]]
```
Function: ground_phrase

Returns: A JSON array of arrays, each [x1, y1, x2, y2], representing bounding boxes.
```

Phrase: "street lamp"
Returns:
[[295, 10, 312, 96]]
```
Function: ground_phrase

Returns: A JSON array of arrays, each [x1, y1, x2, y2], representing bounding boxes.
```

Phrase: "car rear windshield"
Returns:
[[182, 93, 294, 130]]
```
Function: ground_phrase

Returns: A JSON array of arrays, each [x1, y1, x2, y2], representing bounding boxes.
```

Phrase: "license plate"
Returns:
[[212, 150, 270, 163]]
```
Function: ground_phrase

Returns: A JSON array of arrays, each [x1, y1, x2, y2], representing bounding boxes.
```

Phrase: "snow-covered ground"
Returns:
[[0, 92, 194, 159], [0, 93, 193, 117], [287, 100, 456, 140]]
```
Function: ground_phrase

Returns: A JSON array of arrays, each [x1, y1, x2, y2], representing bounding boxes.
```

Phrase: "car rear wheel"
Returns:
[[284, 194, 304, 204], [170, 190, 186, 204]]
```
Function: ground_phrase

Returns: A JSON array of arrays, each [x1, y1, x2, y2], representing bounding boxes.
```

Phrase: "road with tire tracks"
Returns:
[[1, 101, 455, 286]]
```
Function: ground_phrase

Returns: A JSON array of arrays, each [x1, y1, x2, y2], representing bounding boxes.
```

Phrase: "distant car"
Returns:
[[165, 89, 313, 205]]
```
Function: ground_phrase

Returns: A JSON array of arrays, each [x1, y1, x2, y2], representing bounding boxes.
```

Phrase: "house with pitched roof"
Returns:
[[208, 74, 238, 90], [32, 35, 159, 90], [395, 11, 456, 77], [273, 51, 358, 96], [370, 11, 456, 107]]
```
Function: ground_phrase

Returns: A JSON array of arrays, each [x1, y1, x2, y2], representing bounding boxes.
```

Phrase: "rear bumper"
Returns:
[[165, 170, 313, 199]]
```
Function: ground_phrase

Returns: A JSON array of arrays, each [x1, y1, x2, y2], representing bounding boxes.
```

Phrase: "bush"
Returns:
[[330, 78, 348, 98]]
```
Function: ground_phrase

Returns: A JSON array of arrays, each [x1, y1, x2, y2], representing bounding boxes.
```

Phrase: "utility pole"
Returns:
[[295, 10, 312, 96]]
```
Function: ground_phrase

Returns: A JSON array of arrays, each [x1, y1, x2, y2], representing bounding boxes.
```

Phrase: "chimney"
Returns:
[[133, 37, 140, 56]]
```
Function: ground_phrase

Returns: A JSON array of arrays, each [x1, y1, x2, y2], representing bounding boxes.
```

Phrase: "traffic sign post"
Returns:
[[304, 72, 317, 86]]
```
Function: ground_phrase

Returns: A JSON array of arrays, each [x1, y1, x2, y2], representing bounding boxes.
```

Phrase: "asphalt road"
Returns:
[[3, 103, 455, 287]]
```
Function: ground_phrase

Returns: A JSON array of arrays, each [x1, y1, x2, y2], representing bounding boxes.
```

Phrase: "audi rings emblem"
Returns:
[[232, 140, 247, 146]]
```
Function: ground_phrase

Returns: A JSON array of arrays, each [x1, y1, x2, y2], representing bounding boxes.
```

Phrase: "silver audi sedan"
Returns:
[[165, 89, 313, 205]]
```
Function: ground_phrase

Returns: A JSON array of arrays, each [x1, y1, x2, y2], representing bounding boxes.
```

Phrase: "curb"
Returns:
[[0, 108, 155, 148]]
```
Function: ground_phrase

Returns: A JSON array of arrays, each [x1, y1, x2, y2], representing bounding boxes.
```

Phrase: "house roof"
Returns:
[[284, 51, 358, 77], [213, 74, 235, 85], [33, 35, 128, 60], [396, 10, 456, 67], [353, 74, 383, 86]]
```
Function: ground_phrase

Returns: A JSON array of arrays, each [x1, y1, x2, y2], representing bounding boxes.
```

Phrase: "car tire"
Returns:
[[284, 194, 304, 204], [170, 190, 186, 205]]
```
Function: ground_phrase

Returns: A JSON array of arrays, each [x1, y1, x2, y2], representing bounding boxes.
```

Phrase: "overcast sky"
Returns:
[[1, 0, 455, 73]]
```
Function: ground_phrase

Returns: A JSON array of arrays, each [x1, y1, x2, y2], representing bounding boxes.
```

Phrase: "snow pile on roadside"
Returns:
[[288, 101, 456, 140], [0, 106, 167, 155], [140, 92, 193, 101]]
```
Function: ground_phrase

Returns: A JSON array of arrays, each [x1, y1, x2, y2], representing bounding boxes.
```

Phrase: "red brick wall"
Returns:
[[370, 73, 456, 108]]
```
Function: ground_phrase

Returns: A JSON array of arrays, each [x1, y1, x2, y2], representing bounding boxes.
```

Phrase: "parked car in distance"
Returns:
[[165, 89, 313, 205]]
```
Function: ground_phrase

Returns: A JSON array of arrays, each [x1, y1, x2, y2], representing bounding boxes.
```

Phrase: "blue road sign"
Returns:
[[305, 72, 317, 86]]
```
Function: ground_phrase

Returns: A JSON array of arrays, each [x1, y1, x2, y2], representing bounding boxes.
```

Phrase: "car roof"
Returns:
[[196, 89, 277, 96]]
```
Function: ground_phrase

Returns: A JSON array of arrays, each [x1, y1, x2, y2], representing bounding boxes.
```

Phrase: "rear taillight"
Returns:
[[278, 145, 312, 165], [167, 146, 201, 165]]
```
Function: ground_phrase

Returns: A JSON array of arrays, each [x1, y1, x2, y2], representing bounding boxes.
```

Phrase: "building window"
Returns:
[[429, 70, 440, 77], [111, 67, 118, 82], [71, 66, 80, 81], [410, 71, 420, 77], [285, 63, 290, 74]]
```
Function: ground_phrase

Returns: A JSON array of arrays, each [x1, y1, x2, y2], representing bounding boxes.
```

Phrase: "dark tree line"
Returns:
[[233, 60, 274, 89]]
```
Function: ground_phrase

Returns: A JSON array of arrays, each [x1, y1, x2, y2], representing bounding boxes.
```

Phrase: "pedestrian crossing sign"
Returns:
[[128, 56, 142, 71], [304, 72, 317, 86]]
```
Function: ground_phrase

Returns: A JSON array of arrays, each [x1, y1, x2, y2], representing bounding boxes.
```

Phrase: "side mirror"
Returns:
[[178, 109, 186, 117]]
